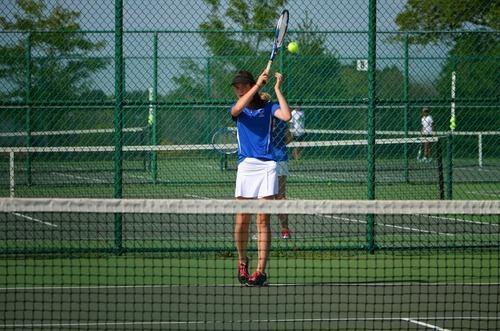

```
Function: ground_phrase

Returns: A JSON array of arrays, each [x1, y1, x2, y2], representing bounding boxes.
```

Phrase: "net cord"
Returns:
[[1, 198, 498, 215]]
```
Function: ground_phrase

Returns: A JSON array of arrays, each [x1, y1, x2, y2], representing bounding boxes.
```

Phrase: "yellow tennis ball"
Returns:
[[287, 41, 298, 53]]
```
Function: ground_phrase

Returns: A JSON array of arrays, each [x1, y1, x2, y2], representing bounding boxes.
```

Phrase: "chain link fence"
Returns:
[[1, 0, 498, 199]]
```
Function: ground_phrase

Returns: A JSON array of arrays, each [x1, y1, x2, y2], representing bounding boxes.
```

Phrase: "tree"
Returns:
[[284, 12, 345, 102], [395, 0, 498, 44], [167, 1, 345, 102], [396, 0, 500, 107], [395, 0, 499, 133], [162, 1, 348, 142], [0, 0, 108, 103]]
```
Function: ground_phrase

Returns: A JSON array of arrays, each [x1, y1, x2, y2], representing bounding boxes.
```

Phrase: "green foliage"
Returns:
[[436, 33, 499, 131], [283, 12, 345, 101], [438, 33, 500, 100], [395, 0, 498, 44], [0, 0, 108, 102]]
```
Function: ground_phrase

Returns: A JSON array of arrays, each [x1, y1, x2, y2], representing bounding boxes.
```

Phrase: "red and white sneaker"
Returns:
[[280, 230, 291, 239], [247, 271, 268, 287], [237, 258, 249, 285]]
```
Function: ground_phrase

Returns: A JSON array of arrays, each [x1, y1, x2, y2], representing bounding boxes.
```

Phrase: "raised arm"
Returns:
[[273, 72, 291, 122]]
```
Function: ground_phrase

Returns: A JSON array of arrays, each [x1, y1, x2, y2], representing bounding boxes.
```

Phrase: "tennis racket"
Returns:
[[265, 9, 289, 73], [212, 127, 238, 155]]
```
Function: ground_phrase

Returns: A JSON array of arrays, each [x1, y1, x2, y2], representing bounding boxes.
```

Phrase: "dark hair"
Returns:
[[231, 70, 256, 86], [232, 70, 266, 108]]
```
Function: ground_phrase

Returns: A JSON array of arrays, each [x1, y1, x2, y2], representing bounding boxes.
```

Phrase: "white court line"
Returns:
[[1, 317, 499, 329], [422, 214, 499, 227], [466, 191, 500, 198], [11, 212, 58, 228], [54, 172, 107, 183], [1, 282, 500, 291], [123, 173, 155, 181], [322, 215, 455, 236], [401, 318, 450, 331], [184, 194, 210, 199]]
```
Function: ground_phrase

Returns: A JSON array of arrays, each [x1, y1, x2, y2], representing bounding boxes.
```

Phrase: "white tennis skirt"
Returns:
[[235, 158, 278, 198]]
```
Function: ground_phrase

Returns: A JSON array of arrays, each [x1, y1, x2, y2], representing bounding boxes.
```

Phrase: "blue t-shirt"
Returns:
[[232, 102, 280, 163], [272, 118, 289, 162]]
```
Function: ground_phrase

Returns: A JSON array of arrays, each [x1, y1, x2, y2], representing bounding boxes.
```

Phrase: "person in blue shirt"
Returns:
[[230, 69, 291, 286]]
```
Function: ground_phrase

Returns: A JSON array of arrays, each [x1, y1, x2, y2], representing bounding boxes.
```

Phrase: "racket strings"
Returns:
[[275, 11, 289, 47]]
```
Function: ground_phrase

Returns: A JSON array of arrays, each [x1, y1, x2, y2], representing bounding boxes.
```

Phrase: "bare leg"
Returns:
[[255, 212, 271, 272], [235, 198, 252, 264], [255, 195, 274, 273]]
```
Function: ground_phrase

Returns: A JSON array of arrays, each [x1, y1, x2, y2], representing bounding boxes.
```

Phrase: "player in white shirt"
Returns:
[[420, 107, 434, 162], [291, 106, 305, 160]]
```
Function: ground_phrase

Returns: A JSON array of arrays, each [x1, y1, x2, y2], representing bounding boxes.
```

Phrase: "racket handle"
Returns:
[[265, 60, 273, 73]]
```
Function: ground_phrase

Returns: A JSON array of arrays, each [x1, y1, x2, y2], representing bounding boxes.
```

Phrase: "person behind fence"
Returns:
[[230, 69, 291, 286], [272, 115, 293, 239], [419, 107, 434, 162], [259, 92, 292, 240], [291, 105, 305, 160]]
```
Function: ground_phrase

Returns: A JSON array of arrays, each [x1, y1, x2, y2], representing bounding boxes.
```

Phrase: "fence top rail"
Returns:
[[0, 137, 440, 154], [1, 29, 498, 35]]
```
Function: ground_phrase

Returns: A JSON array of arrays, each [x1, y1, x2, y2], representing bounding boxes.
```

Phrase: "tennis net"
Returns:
[[1, 136, 448, 199], [0, 198, 499, 330]]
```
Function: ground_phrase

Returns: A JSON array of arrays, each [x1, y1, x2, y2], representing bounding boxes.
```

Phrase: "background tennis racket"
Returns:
[[265, 9, 289, 73], [211, 127, 238, 155]]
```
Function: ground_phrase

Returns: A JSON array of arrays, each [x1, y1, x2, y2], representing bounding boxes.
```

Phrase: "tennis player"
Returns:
[[231, 69, 291, 286], [420, 107, 434, 162], [291, 105, 305, 160]]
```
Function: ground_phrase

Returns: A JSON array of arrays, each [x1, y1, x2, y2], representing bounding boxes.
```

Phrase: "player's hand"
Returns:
[[274, 72, 283, 91], [256, 71, 269, 87]]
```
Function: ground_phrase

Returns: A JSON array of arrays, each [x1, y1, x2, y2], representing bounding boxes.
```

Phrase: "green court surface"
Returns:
[[1, 251, 499, 330], [2, 152, 499, 199]]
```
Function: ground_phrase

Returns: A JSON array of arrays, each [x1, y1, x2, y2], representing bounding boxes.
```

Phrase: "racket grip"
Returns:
[[265, 60, 273, 73]]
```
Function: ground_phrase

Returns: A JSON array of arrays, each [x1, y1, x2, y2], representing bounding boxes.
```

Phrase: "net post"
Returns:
[[25, 33, 32, 186], [478, 133, 482, 168], [113, 0, 124, 254], [220, 154, 228, 171], [437, 137, 444, 200], [366, 0, 377, 254], [446, 133, 453, 200], [9, 151, 15, 198]]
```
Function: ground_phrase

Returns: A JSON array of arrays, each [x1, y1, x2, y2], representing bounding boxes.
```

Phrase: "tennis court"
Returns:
[[1, 0, 499, 329], [2, 282, 499, 330], [1, 199, 499, 330], [2, 134, 499, 200]]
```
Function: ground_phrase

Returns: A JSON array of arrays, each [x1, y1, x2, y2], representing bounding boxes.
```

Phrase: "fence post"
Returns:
[[113, 0, 124, 254], [403, 33, 409, 183], [151, 32, 159, 183], [25, 33, 32, 186], [366, 0, 377, 253]]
